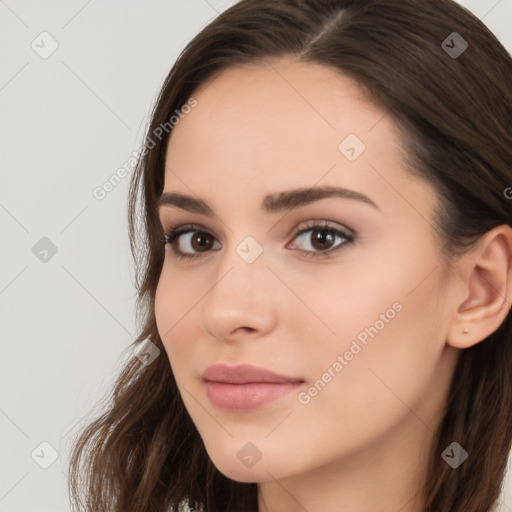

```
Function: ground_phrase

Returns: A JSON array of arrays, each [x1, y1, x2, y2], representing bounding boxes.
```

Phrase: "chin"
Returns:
[[206, 449, 291, 484], [223, 468, 262, 483]]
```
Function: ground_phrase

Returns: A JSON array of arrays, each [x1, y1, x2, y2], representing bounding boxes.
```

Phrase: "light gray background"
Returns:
[[1, 1, 511, 510]]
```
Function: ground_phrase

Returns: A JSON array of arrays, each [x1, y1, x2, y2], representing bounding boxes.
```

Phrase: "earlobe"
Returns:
[[446, 226, 512, 349]]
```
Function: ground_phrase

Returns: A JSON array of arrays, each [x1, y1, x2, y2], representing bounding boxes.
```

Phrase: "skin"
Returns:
[[154, 58, 512, 512]]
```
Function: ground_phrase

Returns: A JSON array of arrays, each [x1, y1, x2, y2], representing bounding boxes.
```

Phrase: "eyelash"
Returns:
[[160, 221, 356, 262]]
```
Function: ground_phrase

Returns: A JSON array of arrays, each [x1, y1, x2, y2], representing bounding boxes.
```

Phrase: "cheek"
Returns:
[[299, 248, 447, 433], [154, 272, 196, 372], [315, 235, 444, 357], [154, 275, 173, 345]]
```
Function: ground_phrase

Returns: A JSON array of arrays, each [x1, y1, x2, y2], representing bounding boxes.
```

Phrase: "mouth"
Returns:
[[201, 363, 305, 412], [203, 381, 304, 411]]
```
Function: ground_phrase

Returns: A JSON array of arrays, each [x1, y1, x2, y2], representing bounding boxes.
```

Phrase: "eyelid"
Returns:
[[159, 219, 353, 238], [161, 219, 356, 261], [291, 219, 355, 238], [162, 222, 215, 239]]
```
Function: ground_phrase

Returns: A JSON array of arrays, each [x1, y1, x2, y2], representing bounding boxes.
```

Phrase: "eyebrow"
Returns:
[[156, 185, 379, 217]]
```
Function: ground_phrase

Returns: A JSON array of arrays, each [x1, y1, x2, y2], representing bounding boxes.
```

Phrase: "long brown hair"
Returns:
[[67, 1, 512, 510]]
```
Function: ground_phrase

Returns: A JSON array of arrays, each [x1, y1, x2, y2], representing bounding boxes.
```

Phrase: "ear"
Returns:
[[447, 224, 512, 349]]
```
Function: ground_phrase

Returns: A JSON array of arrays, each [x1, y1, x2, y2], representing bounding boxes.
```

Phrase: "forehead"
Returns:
[[167, 59, 387, 152], [163, 59, 413, 211]]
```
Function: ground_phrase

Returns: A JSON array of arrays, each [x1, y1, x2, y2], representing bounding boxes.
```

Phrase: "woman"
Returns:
[[67, 0, 512, 511]]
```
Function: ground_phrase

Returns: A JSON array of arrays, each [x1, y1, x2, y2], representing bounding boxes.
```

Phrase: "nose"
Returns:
[[200, 241, 278, 342]]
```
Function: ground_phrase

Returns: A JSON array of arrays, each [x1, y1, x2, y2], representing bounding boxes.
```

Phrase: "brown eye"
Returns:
[[189, 232, 215, 252], [163, 225, 221, 260], [290, 223, 354, 258], [163, 221, 355, 262], [309, 229, 336, 251]]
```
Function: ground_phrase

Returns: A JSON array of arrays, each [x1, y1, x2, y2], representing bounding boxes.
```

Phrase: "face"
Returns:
[[154, 59, 461, 484]]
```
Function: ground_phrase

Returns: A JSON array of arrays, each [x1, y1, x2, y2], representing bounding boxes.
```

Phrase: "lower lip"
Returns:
[[204, 381, 302, 411]]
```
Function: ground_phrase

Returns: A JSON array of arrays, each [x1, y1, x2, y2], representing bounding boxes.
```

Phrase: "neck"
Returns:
[[257, 410, 435, 512]]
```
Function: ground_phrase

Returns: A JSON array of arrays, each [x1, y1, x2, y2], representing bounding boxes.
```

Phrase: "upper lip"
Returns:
[[201, 363, 304, 384]]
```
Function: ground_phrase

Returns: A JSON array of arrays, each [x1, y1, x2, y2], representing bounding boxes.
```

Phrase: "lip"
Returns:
[[201, 363, 303, 384], [201, 363, 304, 412]]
